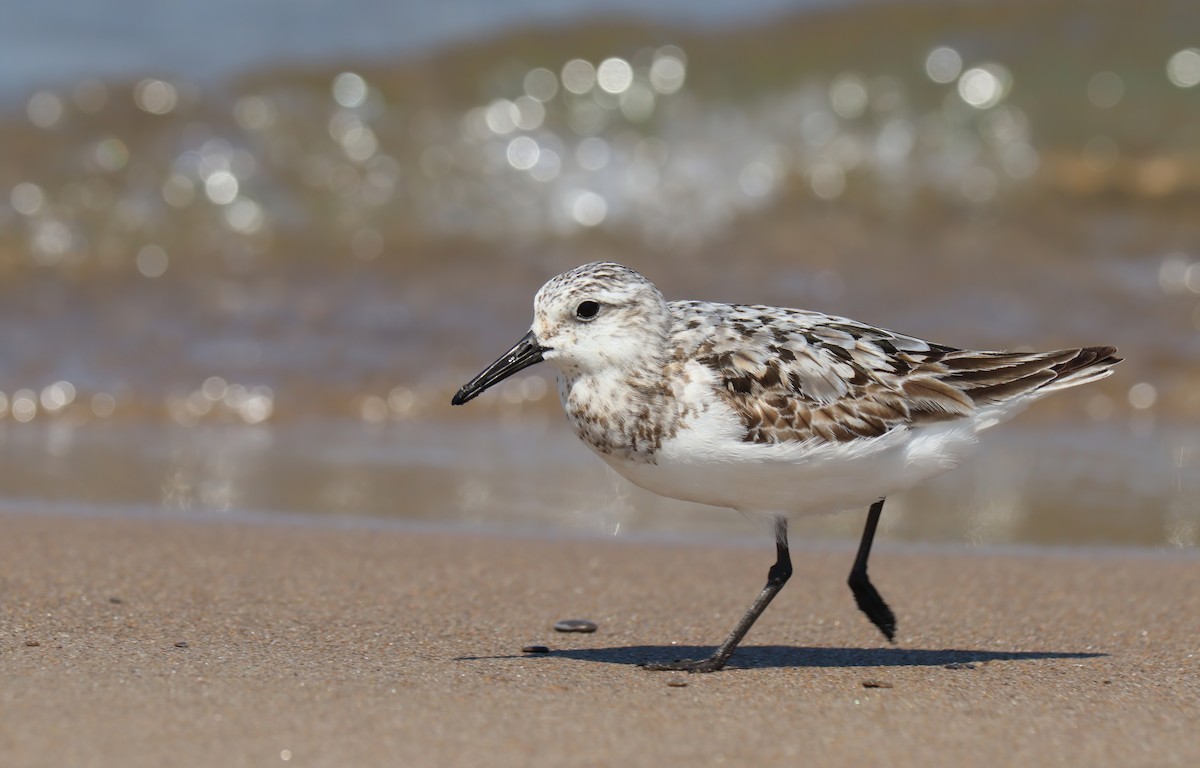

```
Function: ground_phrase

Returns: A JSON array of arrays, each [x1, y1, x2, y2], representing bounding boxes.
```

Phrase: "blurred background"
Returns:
[[1, 0, 1197, 548]]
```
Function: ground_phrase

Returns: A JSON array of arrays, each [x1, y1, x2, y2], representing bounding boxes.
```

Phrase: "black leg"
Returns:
[[848, 498, 896, 642], [643, 517, 792, 673]]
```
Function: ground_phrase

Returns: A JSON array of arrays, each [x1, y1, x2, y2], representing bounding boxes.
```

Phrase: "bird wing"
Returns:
[[670, 301, 1117, 445]]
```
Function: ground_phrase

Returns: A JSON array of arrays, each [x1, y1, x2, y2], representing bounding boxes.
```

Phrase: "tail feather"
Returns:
[[963, 371, 1056, 402], [1039, 345, 1122, 394], [938, 345, 1121, 406]]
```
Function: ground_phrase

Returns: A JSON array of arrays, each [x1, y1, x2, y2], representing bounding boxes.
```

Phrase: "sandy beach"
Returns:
[[1, 512, 1198, 767]]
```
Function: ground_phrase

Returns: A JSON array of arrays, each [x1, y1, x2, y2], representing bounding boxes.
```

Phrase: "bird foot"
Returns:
[[850, 577, 897, 642]]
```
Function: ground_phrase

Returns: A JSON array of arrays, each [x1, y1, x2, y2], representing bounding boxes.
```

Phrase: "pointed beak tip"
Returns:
[[451, 330, 544, 407]]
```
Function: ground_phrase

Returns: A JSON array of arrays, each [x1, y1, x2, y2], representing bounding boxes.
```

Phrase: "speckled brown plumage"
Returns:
[[669, 300, 1119, 446]]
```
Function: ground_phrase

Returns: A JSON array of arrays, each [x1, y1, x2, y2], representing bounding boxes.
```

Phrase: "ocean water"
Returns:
[[0, 0, 1197, 547], [0, 0, 829, 101]]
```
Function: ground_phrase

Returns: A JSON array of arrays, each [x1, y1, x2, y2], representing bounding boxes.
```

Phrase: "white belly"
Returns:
[[597, 399, 980, 516]]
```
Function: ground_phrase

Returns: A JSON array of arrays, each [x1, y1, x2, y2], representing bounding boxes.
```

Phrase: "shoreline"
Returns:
[[2, 512, 1198, 767], [2, 503, 1197, 562]]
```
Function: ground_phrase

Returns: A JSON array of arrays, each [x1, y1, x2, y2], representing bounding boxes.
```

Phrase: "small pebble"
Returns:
[[109, 597, 123, 604], [553, 619, 597, 633], [666, 679, 688, 687], [943, 661, 976, 670], [522, 644, 550, 654], [174, 641, 189, 648], [862, 680, 893, 689], [24, 640, 40, 647]]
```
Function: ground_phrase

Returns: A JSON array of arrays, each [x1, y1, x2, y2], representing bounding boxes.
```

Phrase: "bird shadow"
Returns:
[[461, 645, 1106, 670]]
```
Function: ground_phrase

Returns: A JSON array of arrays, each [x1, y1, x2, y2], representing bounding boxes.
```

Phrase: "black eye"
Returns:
[[575, 300, 600, 320]]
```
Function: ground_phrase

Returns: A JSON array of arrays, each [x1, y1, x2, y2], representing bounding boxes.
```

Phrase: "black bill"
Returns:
[[451, 330, 546, 405]]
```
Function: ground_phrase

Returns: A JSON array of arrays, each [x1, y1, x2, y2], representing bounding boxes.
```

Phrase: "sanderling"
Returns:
[[452, 262, 1121, 672]]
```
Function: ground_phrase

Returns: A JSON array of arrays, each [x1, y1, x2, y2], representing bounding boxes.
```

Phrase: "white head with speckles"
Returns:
[[532, 262, 671, 375], [451, 262, 670, 404]]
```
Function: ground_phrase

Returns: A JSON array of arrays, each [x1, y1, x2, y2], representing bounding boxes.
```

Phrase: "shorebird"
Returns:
[[451, 262, 1120, 672]]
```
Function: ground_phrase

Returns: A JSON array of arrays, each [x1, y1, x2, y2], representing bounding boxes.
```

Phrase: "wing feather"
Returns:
[[669, 302, 1119, 445]]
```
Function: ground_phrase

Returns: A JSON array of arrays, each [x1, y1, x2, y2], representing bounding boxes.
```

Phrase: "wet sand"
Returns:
[[2, 513, 1198, 767]]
